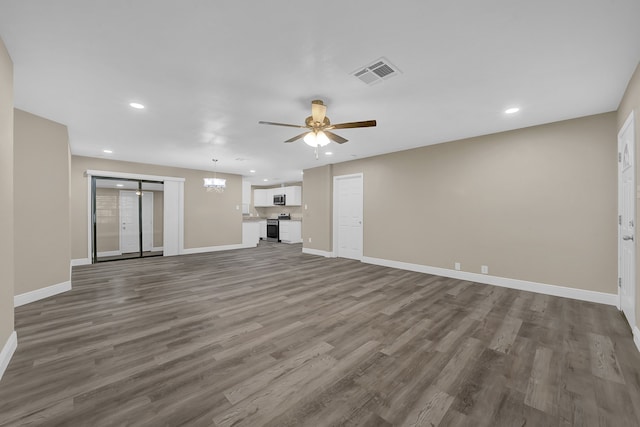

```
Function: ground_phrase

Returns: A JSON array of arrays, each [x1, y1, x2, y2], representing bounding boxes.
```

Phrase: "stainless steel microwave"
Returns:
[[273, 194, 286, 205]]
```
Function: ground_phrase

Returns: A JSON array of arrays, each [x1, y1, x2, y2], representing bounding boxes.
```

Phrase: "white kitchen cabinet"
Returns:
[[242, 178, 251, 214], [254, 186, 301, 207], [259, 220, 267, 240], [242, 221, 260, 247], [279, 220, 302, 244], [283, 186, 302, 206], [253, 188, 272, 207]]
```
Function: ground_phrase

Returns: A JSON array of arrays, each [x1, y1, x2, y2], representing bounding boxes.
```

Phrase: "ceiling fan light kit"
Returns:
[[259, 99, 377, 159], [303, 130, 330, 147]]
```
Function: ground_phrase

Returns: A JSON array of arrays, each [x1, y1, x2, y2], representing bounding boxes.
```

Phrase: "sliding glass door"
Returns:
[[92, 177, 164, 263]]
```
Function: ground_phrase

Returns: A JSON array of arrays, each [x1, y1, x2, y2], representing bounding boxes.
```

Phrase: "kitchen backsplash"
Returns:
[[252, 205, 302, 220]]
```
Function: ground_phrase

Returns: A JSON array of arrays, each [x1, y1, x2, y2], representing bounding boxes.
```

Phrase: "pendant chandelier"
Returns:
[[204, 159, 226, 193]]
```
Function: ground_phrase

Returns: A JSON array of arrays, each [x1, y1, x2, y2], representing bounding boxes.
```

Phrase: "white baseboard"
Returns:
[[181, 243, 253, 255], [361, 256, 618, 306], [0, 331, 17, 381], [14, 280, 72, 307], [302, 247, 335, 257], [97, 250, 121, 257], [71, 258, 91, 266], [152, 246, 164, 252]]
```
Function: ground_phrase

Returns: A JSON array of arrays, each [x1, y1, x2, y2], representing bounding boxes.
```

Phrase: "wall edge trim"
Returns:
[[634, 326, 640, 353], [302, 248, 335, 258], [0, 331, 17, 381], [14, 281, 72, 307], [85, 169, 185, 182], [71, 258, 91, 266], [361, 256, 618, 306]]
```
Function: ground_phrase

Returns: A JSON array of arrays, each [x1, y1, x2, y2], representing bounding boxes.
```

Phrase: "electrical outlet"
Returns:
[[235, 205, 239, 210], [305, 204, 308, 210], [481, 265, 489, 274], [454, 262, 461, 271]]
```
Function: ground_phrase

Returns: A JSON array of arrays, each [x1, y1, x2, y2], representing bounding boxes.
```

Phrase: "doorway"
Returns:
[[333, 173, 363, 260], [619, 111, 636, 329], [92, 177, 164, 262]]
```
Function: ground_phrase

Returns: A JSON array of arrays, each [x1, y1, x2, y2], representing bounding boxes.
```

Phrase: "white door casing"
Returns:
[[619, 110, 636, 329], [333, 173, 363, 260]]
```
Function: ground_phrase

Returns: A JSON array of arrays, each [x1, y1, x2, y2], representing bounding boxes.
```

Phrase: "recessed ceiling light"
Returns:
[[263, 178, 269, 182], [129, 102, 145, 109], [103, 149, 113, 154], [325, 152, 333, 155], [249, 170, 256, 173], [505, 107, 520, 114], [116, 184, 124, 187]]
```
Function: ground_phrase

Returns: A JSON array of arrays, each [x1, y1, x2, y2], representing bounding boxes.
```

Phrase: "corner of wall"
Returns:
[[0, 331, 17, 381]]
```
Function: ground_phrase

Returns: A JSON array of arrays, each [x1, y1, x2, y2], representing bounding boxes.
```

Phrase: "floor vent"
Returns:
[[352, 57, 401, 85]]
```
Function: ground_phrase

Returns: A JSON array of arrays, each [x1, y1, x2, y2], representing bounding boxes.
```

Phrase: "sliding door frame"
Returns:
[[91, 176, 162, 263], [85, 170, 185, 264]]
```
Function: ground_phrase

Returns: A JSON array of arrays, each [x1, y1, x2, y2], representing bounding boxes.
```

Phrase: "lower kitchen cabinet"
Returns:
[[279, 220, 302, 244], [242, 222, 260, 247]]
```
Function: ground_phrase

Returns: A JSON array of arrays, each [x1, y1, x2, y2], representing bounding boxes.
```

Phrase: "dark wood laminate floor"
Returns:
[[1, 242, 640, 426]]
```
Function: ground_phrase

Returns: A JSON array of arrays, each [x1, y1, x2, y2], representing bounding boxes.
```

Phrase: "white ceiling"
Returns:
[[1, 1, 639, 185]]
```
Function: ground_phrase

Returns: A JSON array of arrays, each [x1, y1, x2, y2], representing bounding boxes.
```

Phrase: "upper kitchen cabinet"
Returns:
[[253, 188, 272, 207], [283, 186, 302, 206], [254, 185, 302, 207]]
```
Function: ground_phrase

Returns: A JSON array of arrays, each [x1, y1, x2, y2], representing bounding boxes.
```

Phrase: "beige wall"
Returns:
[[71, 156, 242, 260], [306, 112, 617, 294], [618, 61, 640, 332], [0, 38, 14, 349], [13, 109, 71, 295], [302, 165, 333, 252]]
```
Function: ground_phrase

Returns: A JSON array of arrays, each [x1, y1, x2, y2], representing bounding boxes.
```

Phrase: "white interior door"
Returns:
[[619, 111, 636, 329], [334, 174, 363, 260], [120, 191, 140, 254]]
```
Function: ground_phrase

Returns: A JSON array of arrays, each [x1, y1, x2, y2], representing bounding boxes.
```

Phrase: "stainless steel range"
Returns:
[[266, 219, 279, 242]]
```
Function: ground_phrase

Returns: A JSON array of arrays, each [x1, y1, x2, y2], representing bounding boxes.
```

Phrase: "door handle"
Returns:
[[623, 235, 634, 241]]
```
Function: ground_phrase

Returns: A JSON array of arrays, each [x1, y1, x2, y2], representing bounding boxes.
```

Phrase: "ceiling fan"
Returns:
[[259, 100, 376, 158]]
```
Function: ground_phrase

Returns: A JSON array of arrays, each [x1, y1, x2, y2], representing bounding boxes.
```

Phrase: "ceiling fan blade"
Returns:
[[258, 121, 308, 129], [330, 120, 377, 129], [284, 132, 308, 143], [324, 130, 348, 144], [311, 100, 326, 124]]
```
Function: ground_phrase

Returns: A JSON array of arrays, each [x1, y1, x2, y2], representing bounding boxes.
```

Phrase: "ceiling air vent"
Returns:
[[352, 57, 401, 86]]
